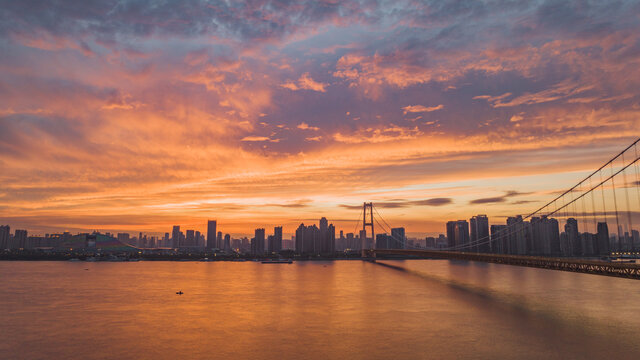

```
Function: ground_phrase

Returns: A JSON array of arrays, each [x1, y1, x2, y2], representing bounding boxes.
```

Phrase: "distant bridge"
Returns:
[[355, 137, 640, 280], [368, 249, 640, 280]]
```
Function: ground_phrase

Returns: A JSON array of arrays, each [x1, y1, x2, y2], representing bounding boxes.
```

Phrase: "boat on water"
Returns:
[[261, 259, 293, 264]]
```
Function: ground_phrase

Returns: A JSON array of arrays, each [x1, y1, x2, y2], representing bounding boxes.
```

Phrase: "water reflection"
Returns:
[[0, 260, 639, 359]]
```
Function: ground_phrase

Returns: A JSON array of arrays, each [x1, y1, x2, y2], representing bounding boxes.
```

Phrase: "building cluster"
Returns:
[[442, 215, 637, 256], [4, 212, 635, 258]]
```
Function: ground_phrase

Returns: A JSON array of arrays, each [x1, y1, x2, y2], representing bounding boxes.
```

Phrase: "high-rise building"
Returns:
[[531, 216, 560, 256], [224, 234, 231, 251], [14, 229, 27, 249], [565, 218, 580, 256], [207, 220, 217, 249], [295, 223, 321, 254], [195, 231, 201, 247], [346, 232, 356, 250], [171, 226, 180, 248], [446, 221, 456, 248], [217, 231, 223, 249], [185, 230, 195, 247], [359, 229, 368, 249], [596, 222, 610, 256], [252, 228, 265, 255], [470, 215, 489, 253], [391, 227, 406, 249], [270, 226, 283, 253], [376, 233, 389, 249], [507, 216, 530, 255], [1, 225, 11, 249], [326, 224, 336, 253], [319, 217, 335, 254]]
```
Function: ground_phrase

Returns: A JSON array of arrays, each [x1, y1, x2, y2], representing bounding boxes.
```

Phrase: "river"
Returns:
[[1, 260, 639, 359]]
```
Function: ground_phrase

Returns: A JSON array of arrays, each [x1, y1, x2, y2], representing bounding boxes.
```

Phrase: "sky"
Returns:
[[1, 0, 639, 238]]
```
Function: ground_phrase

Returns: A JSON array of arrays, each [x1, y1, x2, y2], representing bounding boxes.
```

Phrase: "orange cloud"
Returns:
[[281, 72, 328, 92], [402, 104, 444, 114]]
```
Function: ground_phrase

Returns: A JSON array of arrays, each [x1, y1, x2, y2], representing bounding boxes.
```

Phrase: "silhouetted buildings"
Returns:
[[295, 218, 336, 255], [171, 226, 180, 248], [206, 220, 217, 249], [470, 215, 489, 253], [595, 222, 610, 255], [269, 226, 283, 253], [447, 220, 469, 249], [0, 225, 9, 249], [251, 228, 265, 255], [224, 234, 231, 251]]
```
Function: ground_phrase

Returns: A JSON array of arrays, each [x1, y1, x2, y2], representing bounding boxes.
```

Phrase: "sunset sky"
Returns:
[[1, 0, 639, 237]]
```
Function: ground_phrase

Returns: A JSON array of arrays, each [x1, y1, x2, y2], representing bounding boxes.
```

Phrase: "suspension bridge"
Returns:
[[353, 137, 640, 280]]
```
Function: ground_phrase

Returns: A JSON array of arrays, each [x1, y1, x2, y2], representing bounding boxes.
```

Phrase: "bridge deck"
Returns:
[[372, 249, 640, 280]]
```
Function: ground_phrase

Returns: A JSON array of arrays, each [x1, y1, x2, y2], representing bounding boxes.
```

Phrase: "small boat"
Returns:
[[261, 259, 293, 264], [176, 291, 184, 295]]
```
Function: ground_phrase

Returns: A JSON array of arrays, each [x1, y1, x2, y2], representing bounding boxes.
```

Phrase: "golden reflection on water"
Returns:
[[1, 260, 639, 359]]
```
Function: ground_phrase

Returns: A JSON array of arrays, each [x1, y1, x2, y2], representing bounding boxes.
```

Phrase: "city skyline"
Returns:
[[1, 2, 640, 236]]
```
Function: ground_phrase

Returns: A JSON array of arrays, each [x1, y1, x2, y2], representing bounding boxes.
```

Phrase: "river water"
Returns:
[[1, 260, 639, 359]]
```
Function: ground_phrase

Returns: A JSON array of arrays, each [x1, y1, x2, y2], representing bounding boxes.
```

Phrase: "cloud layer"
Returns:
[[1, 0, 639, 237]]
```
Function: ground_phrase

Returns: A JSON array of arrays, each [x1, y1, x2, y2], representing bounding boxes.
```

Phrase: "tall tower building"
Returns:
[[470, 215, 489, 253], [565, 218, 580, 256], [596, 222, 610, 256], [0, 225, 9, 249], [14, 229, 27, 249], [448, 220, 469, 250], [171, 225, 180, 248], [252, 228, 265, 255], [270, 226, 283, 253], [186, 230, 195, 247], [207, 220, 217, 249], [446, 221, 456, 248], [224, 234, 231, 251], [391, 227, 406, 249]]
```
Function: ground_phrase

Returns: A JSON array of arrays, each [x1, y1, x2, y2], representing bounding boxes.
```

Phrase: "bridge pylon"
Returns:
[[362, 202, 375, 258]]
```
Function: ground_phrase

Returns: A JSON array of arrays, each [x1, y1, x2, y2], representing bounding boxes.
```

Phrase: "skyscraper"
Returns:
[[490, 225, 507, 253], [171, 225, 180, 248], [14, 229, 27, 249], [507, 216, 530, 255], [1, 225, 11, 249], [531, 216, 560, 256], [207, 220, 217, 249], [295, 223, 321, 255], [470, 215, 489, 253], [565, 218, 580, 256], [391, 227, 406, 249], [186, 230, 195, 247], [326, 224, 336, 253], [446, 221, 457, 248], [252, 228, 265, 255], [596, 222, 610, 256], [270, 226, 283, 253], [217, 231, 223, 249], [224, 234, 231, 251]]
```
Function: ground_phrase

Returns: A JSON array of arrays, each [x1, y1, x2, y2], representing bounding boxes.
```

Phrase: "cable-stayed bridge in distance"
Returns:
[[354, 137, 640, 280]]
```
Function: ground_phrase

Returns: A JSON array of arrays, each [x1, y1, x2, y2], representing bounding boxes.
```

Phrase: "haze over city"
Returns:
[[1, 1, 639, 238]]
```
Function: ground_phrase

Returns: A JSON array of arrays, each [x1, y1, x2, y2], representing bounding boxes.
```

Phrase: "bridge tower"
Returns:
[[362, 202, 375, 257]]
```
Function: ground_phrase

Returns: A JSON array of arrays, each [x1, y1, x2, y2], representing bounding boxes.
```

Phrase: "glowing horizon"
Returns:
[[1, 1, 639, 238]]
